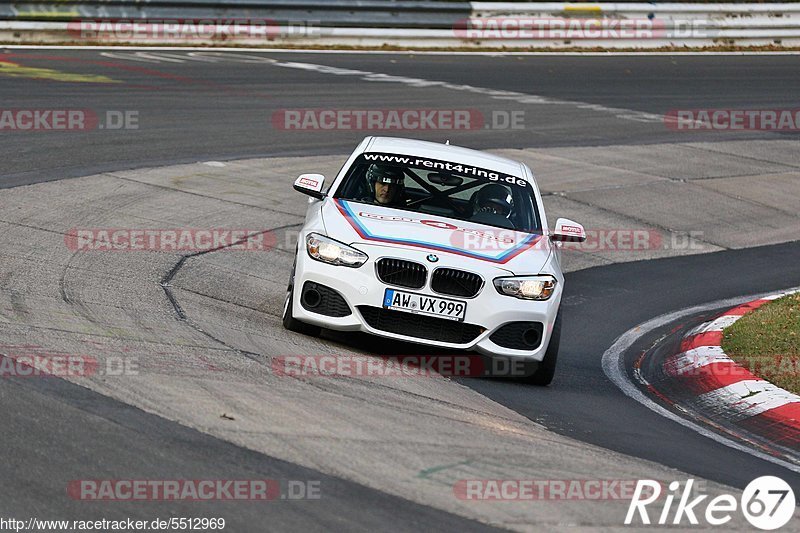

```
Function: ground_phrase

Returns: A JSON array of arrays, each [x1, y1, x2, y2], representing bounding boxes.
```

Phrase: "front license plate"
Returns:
[[382, 289, 466, 322]]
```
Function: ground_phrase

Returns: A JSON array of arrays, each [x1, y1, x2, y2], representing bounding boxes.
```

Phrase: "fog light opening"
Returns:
[[522, 328, 541, 348], [302, 286, 322, 308]]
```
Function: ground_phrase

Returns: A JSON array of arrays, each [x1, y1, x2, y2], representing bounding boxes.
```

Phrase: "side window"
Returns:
[[336, 164, 368, 199], [326, 159, 351, 195], [511, 186, 538, 230]]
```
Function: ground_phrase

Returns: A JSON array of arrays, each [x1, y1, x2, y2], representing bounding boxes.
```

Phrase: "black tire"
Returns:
[[522, 311, 561, 386], [282, 261, 321, 337]]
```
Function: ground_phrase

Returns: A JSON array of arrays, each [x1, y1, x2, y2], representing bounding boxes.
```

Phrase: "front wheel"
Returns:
[[282, 262, 321, 337], [522, 311, 561, 386]]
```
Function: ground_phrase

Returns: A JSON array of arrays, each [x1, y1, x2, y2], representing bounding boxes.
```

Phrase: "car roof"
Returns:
[[363, 137, 529, 181]]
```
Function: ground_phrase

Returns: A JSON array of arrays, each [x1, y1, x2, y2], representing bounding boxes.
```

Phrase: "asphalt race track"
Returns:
[[2, 50, 799, 186], [1, 49, 799, 530]]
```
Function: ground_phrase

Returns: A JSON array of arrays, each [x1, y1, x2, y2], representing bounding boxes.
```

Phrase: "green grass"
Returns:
[[722, 293, 800, 395]]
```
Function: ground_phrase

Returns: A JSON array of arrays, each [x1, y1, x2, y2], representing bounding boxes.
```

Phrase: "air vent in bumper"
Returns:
[[358, 306, 483, 344]]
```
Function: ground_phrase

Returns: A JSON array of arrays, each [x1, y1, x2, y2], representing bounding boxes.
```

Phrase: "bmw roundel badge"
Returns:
[[426, 254, 439, 263]]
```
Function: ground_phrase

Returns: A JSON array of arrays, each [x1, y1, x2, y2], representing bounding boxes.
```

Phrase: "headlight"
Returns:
[[493, 275, 557, 300], [306, 233, 368, 268]]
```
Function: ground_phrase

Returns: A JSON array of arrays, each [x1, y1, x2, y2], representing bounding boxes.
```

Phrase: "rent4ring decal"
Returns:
[[361, 153, 528, 188]]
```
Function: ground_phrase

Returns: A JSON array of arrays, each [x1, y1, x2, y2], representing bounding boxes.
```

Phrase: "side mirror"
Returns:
[[551, 218, 586, 243], [293, 174, 326, 200]]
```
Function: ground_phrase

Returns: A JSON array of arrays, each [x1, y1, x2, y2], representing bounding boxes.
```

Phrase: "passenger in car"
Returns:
[[469, 183, 516, 229]]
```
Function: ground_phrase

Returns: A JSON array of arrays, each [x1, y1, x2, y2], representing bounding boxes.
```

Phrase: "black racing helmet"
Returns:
[[475, 184, 514, 218], [366, 164, 405, 186]]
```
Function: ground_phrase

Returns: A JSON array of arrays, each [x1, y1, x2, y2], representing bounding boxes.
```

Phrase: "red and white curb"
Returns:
[[662, 290, 800, 449], [603, 288, 800, 473]]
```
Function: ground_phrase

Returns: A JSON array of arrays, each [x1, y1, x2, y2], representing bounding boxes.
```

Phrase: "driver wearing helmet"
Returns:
[[471, 183, 515, 228], [363, 164, 406, 207]]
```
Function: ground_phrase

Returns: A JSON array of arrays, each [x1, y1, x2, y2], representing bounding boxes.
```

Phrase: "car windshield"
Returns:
[[333, 153, 542, 233]]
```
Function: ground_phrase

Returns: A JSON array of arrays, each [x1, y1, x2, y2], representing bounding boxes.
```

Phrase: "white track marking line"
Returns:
[[53, 49, 799, 125], [267, 59, 664, 123], [601, 287, 800, 474], [89, 50, 667, 123]]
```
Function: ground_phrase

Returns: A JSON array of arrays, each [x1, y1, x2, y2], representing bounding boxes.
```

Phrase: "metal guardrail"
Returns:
[[0, 1, 471, 28], [1, 2, 800, 48], [465, 2, 800, 47], [474, 2, 800, 13]]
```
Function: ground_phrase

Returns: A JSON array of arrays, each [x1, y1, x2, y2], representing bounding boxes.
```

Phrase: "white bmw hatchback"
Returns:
[[283, 137, 585, 384]]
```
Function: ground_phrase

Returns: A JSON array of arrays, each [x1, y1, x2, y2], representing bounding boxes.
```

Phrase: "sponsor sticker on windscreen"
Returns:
[[383, 289, 466, 322]]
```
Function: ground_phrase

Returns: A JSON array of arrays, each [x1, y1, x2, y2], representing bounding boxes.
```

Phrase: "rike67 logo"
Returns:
[[626, 477, 795, 530]]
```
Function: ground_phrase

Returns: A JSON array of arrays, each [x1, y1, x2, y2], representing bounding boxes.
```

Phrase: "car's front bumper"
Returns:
[[290, 244, 561, 362]]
